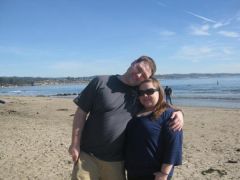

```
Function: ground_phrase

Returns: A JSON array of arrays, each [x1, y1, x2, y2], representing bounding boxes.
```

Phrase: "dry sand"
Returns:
[[0, 96, 239, 180]]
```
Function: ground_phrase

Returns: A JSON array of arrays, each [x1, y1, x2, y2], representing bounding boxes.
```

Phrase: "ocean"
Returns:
[[1, 75, 240, 109]]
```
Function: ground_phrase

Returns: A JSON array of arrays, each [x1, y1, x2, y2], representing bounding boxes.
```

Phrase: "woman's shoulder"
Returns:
[[162, 107, 175, 118], [155, 107, 174, 125], [127, 111, 152, 126], [136, 111, 153, 118]]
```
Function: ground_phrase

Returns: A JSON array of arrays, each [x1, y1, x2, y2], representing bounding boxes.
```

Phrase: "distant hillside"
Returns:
[[0, 76, 95, 86], [1, 73, 240, 86], [155, 73, 240, 79]]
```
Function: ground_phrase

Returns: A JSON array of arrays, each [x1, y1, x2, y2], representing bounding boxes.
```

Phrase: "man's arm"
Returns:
[[154, 164, 173, 180], [68, 107, 87, 163], [169, 110, 184, 131]]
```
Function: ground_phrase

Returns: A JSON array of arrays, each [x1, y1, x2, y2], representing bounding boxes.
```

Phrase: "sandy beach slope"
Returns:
[[0, 96, 239, 180]]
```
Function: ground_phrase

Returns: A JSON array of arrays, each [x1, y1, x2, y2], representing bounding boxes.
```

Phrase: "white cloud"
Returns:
[[222, 47, 234, 55], [173, 46, 213, 62], [0, 46, 55, 57], [172, 45, 238, 63], [185, 11, 216, 23], [218, 63, 240, 73], [212, 21, 230, 29], [52, 61, 84, 70], [218, 31, 240, 38], [159, 30, 176, 36], [0, 46, 28, 55], [235, 10, 240, 21], [212, 11, 240, 29], [50, 58, 127, 76], [190, 24, 210, 36], [156, 1, 167, 7], [237, 16, 240, 21], [213, 22, 223, 29]]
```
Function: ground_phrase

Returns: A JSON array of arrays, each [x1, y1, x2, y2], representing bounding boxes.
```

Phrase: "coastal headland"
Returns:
[[1, 73, 239, 87], [0, 96, 239, 179]]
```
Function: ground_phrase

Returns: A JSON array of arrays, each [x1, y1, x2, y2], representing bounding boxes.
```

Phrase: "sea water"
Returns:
[[0, 84, 86, 97], [1, 76, 240, 108], [160, 75, 240, 108]]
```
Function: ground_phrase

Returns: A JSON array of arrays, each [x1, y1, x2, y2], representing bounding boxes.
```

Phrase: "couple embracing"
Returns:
[[69, 56, 183, 180]]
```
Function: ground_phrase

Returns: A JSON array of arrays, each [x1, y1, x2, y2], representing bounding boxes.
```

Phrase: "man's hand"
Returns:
[[169, 111, 184, 131], [69, 107, 87, 163], [154, 172, 168, 180], [68, 144, 80, 163]]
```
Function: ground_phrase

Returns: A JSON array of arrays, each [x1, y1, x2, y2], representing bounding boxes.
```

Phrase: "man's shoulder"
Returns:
[[90, 75, 113, 85], [90, 75, 121, 89], [95, 75, 116, 82]]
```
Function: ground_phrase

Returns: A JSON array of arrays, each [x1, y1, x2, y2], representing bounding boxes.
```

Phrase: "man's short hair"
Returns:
[[132, 56, 156, 77]]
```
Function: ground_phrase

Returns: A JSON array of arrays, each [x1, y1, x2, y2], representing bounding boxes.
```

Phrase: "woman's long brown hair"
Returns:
[[139, 77, 170, 120]]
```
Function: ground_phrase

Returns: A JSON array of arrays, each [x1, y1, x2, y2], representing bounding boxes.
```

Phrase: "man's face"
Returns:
[[126, 61, 152, 86]]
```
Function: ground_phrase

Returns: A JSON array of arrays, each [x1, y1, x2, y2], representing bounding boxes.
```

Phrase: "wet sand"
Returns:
[[0, 96, 239, 180]]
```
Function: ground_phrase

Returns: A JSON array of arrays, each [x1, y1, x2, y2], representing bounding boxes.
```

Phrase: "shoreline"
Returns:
[[0, 96, 240, 179], [1, 95, 240, 109]]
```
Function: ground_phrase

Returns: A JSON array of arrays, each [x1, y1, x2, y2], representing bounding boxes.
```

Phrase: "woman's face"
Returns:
[[138, 81, 159, 110]]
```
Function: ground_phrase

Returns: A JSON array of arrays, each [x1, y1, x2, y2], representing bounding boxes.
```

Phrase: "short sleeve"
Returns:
[[162, 111, 183, 165], [73, 77, 99, 113]]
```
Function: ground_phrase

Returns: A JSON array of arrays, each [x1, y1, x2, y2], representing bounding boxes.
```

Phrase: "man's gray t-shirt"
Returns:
[[74, 75, 139, 161]]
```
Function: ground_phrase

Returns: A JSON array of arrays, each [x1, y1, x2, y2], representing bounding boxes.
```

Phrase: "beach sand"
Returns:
[[0, 96, 239, 180]]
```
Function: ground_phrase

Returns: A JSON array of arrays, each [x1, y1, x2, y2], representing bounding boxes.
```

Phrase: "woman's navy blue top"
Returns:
[[124, 108, 183, 177]]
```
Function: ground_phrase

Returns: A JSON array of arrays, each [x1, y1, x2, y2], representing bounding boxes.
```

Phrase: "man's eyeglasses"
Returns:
[[138, 88, 160, 96]]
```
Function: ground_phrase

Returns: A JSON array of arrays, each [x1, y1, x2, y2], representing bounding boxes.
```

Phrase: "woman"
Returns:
[[125, 78, 183, 180]]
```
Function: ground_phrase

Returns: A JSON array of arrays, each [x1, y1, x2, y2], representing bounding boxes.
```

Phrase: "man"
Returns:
[[164, 86, 173, 105], [69, 56, 183, 180]]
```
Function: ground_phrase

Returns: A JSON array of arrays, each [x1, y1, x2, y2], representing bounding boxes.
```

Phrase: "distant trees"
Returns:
[[155, 73, 240, 79], [0, 76, 94, 86], [0, 77, 41, 86], [1, 73, 239, 86]]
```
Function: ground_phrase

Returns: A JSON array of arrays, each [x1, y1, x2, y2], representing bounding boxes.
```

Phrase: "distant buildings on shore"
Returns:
[[1, 73, 240, 87], [0, 76, 93, 87]]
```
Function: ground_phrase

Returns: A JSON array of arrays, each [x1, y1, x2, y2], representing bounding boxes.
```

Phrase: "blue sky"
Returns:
[[0, 0, 240, 77]]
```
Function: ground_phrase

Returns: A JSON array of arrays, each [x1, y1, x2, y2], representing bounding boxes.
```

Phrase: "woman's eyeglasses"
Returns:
[[138, 88, 160, 96]]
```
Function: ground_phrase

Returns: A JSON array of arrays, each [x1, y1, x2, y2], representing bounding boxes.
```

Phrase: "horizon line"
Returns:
[[1, 72, 240, 78]]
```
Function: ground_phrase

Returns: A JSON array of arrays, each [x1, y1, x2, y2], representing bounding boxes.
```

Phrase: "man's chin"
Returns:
[[129, 79, 140, 86]]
